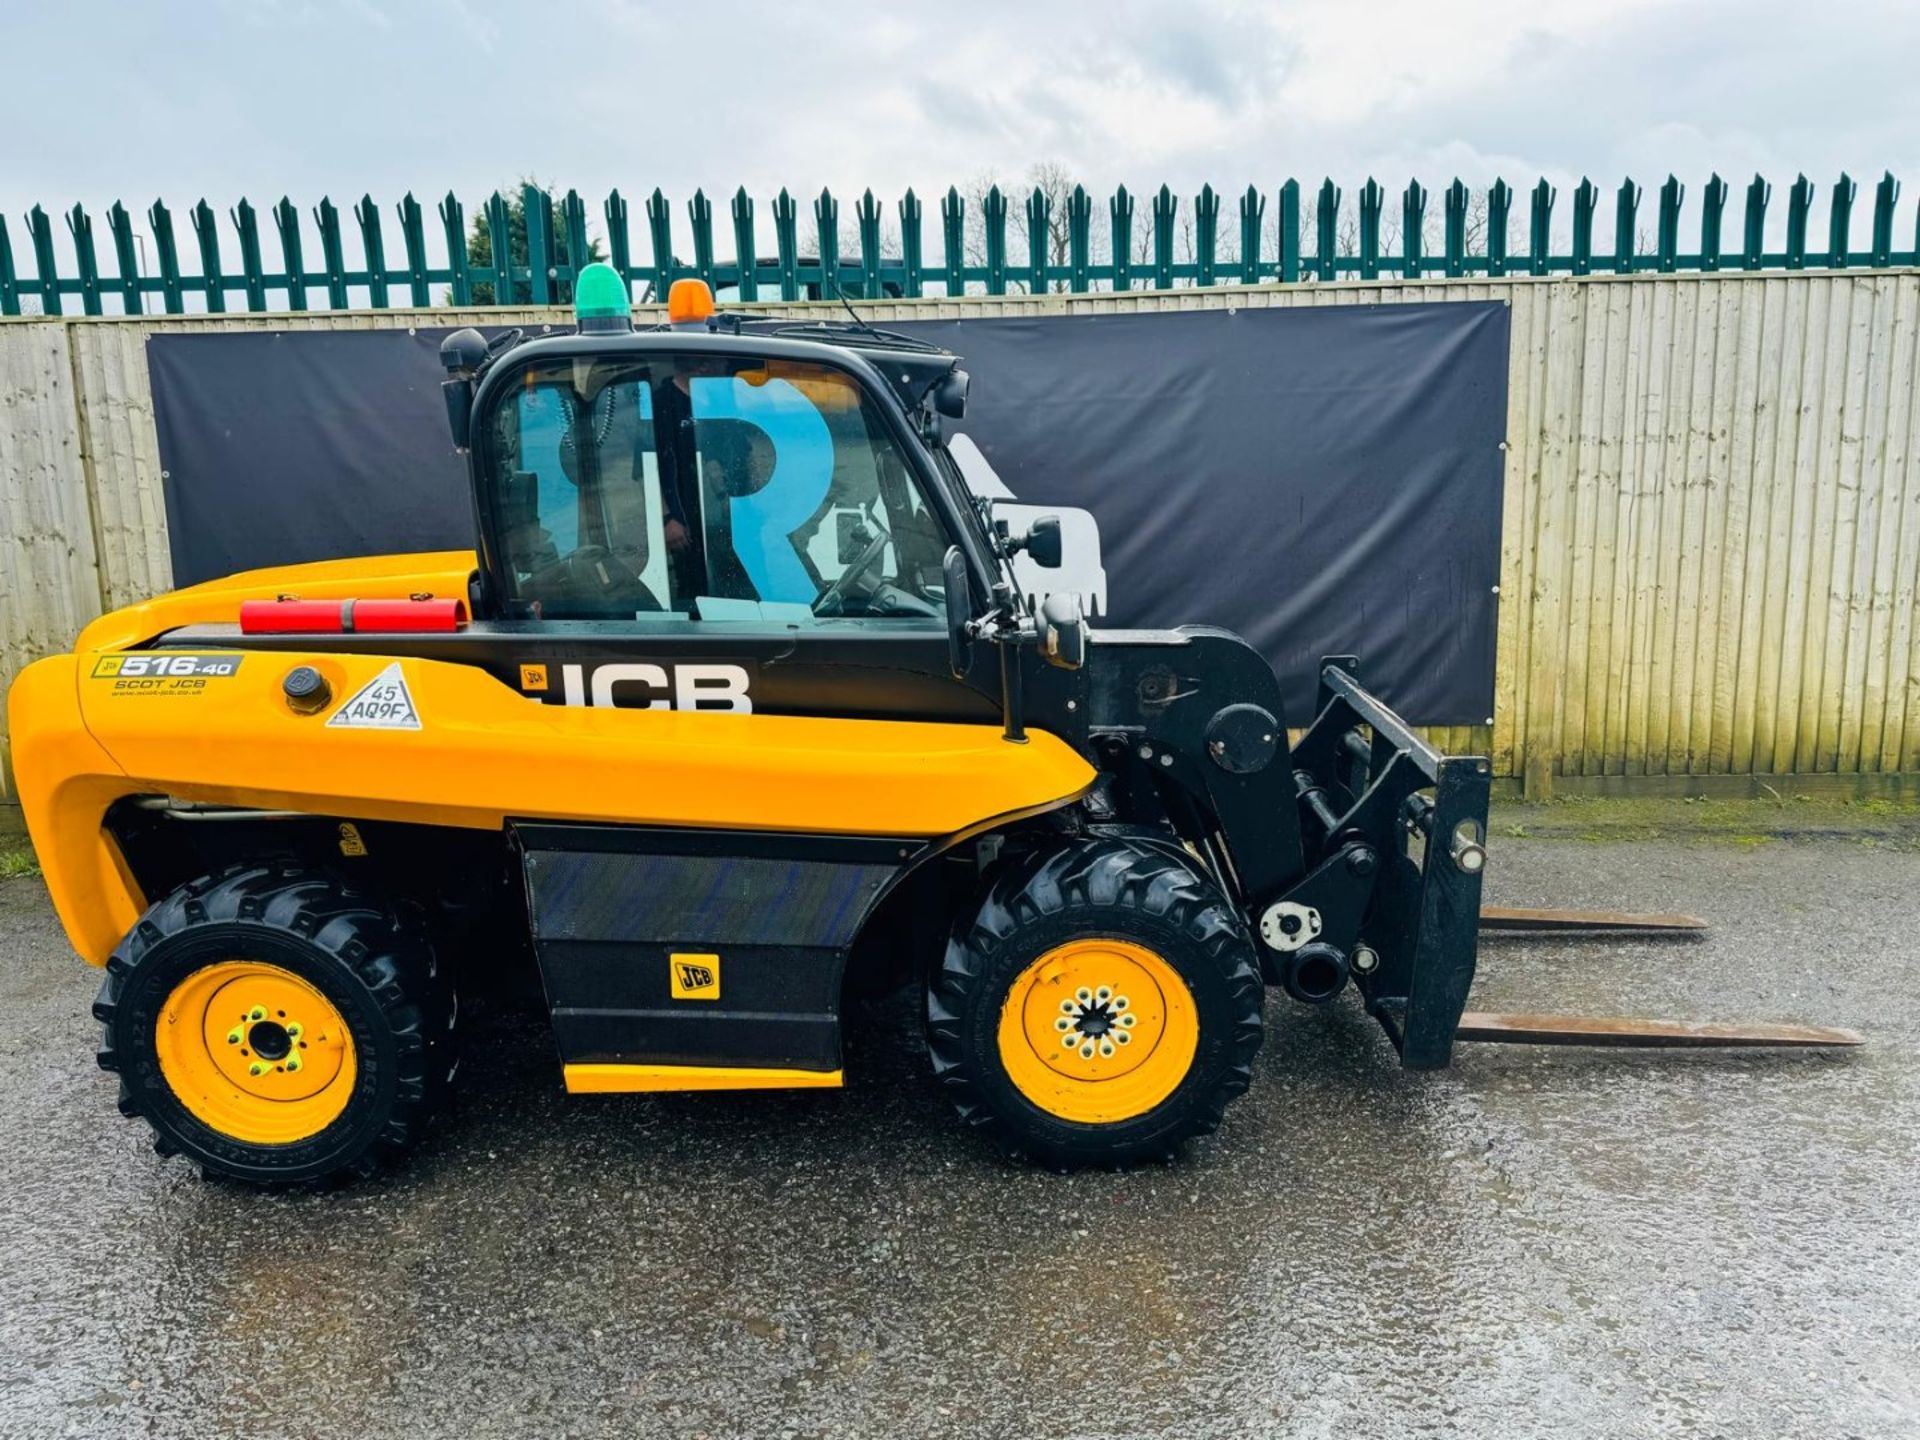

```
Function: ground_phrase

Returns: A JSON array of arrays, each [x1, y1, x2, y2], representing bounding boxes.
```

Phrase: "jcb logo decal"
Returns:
[[670, 954, 721, 1001], [547, 662, 753, 713]]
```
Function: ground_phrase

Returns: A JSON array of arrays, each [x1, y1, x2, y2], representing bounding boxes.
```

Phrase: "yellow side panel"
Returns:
[[78, 649, 1093, 837], [19, 648, 1093, 964], [6, 656, 146, 965], [564, 1064, 844, 1094]]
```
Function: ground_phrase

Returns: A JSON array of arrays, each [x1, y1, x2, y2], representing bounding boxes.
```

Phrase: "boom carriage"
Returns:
[[6, 269, 1858, 1185]]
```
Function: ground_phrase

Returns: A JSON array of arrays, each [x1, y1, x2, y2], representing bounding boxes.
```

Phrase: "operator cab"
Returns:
[[440, 270, 981, 630]]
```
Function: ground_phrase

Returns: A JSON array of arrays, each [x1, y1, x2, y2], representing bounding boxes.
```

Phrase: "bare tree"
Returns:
[[963, 162, 1094, 293]]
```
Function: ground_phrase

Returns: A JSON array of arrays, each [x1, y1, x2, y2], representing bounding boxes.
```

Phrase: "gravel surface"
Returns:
[[0, 830, 1914, 1439]]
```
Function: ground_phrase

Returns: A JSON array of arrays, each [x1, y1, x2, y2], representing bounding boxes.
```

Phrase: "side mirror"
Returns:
[[1039, 592, 1087, 671], [1021, 514, 1063, 569], [441, 379, 473, 452], [942, 546, 974, 678], [933, 367, 970, 419]]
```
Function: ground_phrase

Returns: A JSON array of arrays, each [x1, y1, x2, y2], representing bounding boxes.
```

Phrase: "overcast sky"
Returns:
[[5, 0, 1919, 264]]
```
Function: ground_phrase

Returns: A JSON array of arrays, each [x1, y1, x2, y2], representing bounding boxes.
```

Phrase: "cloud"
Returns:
[[2, 0, 1916, 262]]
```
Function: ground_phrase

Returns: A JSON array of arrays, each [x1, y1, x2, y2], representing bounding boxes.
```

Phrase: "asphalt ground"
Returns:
[[0, 808, 1915, 1438]]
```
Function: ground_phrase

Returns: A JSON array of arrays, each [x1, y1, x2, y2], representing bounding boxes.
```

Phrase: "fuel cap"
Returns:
[[283, 665, 331, 714]]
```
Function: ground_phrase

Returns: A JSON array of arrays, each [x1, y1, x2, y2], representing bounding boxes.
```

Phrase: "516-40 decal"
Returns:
[[92, 653, 244, 696]]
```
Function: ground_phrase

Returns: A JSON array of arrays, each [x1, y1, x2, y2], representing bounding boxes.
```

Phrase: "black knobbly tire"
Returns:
[[93, 865, 456, 1187], [926, 837, 1264, 1168]]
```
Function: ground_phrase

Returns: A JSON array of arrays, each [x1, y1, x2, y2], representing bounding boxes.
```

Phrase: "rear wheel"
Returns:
[[94, 865, 455, 1186], [926, 838, 1263, 1167]]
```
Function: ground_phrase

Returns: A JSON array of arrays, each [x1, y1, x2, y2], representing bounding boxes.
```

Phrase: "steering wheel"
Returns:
[[812, 527, 892, 616]]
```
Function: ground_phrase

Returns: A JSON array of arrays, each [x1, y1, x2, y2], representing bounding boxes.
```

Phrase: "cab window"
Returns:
[[683, 358, 946, 622], [487, 358, 682, 619], [486, 353, 948, 623]]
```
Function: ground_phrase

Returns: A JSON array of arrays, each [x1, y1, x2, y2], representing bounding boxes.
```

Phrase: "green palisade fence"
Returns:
[[3, 172, 1918, 317]]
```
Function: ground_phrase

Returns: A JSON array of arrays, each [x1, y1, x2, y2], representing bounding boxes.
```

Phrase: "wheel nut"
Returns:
[[247, 1062, 267, 1077]]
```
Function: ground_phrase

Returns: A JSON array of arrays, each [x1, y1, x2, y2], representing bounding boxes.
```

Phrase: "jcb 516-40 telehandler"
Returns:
[[6, 267, 1858, 1186]]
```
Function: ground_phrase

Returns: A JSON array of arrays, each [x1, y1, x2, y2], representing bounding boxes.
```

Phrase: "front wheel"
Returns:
[[926, 838, 1264, 1168], [94, 865, 455, 1186]]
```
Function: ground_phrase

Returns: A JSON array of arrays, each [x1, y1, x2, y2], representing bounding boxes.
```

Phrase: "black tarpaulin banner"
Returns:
[[147, 300, 1508, 723]]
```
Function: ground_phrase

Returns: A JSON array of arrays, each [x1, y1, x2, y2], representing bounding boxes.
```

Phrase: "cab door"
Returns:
[[478, 349, 996, 723]]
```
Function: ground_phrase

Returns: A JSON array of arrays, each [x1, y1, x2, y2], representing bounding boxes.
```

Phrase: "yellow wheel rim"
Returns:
[[996, 938, 1198, 1124], [153, 960, 357, 1145]]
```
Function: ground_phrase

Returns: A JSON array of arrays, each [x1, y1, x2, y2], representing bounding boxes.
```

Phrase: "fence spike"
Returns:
[[327, 196, 362, 308], [940, 185, 965, 297], [1316, 178, 1341, 281], [983, 184, 1008, 295], [1401, 179, 1427, 279], [1357, 178, 1383, 279], [858, 188, 883, 300], [483, 192, 513, 305], [1528, 179, 1555, 276], [1570, 178, 1596, 275], [107, 201, 142, 314], [775, 188, 801, 301], [24, 206, 59, 314], [229, 198, 266, 311], [149, 199, 183, 313], [355, 193, 389, 307], [1150, 183, 1176, 290], [1614, 177, 1641, 273], [1110, 184, 1134, 292], [1486, 180, 1511, 277], [604, 189, 632, 300], [1278, 179, 1301, 284], [899, 188, 924, 298], [1827, 171, 1857, 268], [397, 192, 429, 306], [1741, 174, 1769, 271], [65, 204, 102, 315], [688, 189, 715, 290], [731, 187, 757, 301], [189, 200, 224, 313], [1068, 184, 1092, 294], [521, 184, 553, 304], [1699, 173, 1728, 272], [1026, 185, 1051, 294], [1655, 175, 1683, 272], [1238, 183, 1263, 285], [815, 187, 840, 298], [1441, 180, 1467, 278], [1870, 170, 1897, 267], [438, 192, 469, 307], [0, 214, 16, 316], [1193, 182, 1218, 286], [645, 188, 673, 303], [1785, 174, 1813, 269], [278, 197, 309, 310], [561, 190, 589, 299]]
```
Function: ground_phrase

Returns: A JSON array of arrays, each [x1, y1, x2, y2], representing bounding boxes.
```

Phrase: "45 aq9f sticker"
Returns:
[[92, 652, 244, 697]]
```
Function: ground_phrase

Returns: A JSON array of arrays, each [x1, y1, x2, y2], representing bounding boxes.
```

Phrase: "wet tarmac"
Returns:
[[0, 831, 1914, 1438]]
